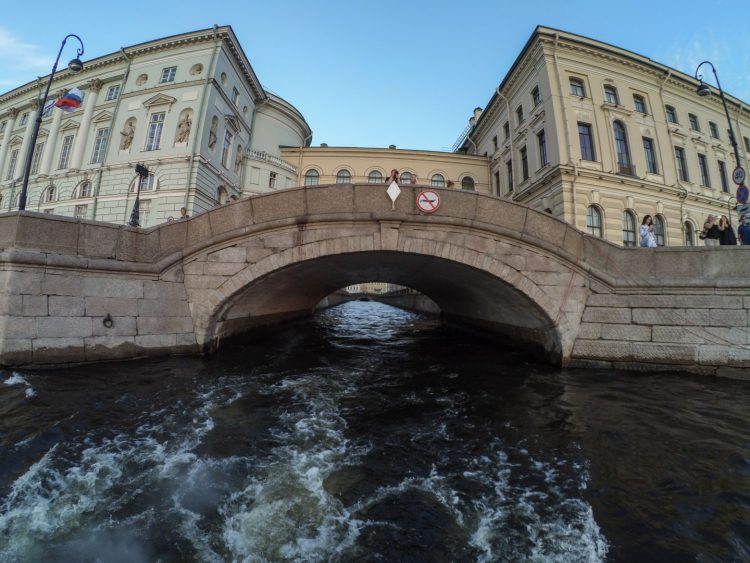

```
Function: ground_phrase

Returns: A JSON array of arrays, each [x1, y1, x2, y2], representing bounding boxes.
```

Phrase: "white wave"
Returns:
[[2, 372, 35, 398]]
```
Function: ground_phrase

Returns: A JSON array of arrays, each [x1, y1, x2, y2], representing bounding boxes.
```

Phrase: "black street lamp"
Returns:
[[695, 61, 742, 170], [128, 163, 149, 227], [19, 34, 84, 211]]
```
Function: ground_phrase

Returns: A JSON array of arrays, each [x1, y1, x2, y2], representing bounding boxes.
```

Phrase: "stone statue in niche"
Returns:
[[234, 148, 243, 174], [175, 112, 192, 144], [120, 118, 136, 151], [208, 116, 218, 150]]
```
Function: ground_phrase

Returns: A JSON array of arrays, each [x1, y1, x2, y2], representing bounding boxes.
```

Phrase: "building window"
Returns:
[[532, 86, 541, 107], [744, 136, 750, 152], [145, 112, 165, 151], [675, 147, 689, 181], [131, 174, 157, 192], [515, 105, 524, 125], [520, 146, 529, 181], [492, 135, 498, 152], [665, 105, 678, 124], [90, 128, 109, 164], [570, 78, 585, 97], [643, 137, 658, 174], [586, 206, 603, 237], [138, 200, 151, 226], [399, 171, 412, 184], [30, 142, 44, 175], [494, 171, 500, 195], [232, 87, 240, 106], [42, 102, 54, 118], [20, 113, 28, 126], [221, 130, 233, 168], [578, 123, 595, 161], [77, 181, 92, 198], [336, 169, 351, 184], [709, 122, 719, 139], [368, 170, 383, 183], [269, 171, 277, 189], [0, 121, 5, 133], [43, 185, 57, 203], [604, 85, 619, 105], [431, 174, 445, 187], [159, 66, 177, 83], [688, 113, 700, 131], [58, 135, 74, 169], [538, 129, 548, 167], [654, 215, 666, 246], [633, 95, 646, 114], [684, 221, 695, 246], [105, 85, 121, 101], [727, 129, 734, 144], [5, 149, 19, 181], [506, 160, 513, 193], [304, 169, 319, 186], [461, 176, 475, 191], [718, 160, 729, 192], [503, 122, 510, 140], [698, 154, 710, 187], [622, 210, 637, 247], [74, 204, 88, 219], [43, 208, 54, 215]]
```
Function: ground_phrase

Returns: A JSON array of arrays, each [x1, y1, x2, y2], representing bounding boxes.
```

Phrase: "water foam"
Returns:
[[2, 372, 35, 398]]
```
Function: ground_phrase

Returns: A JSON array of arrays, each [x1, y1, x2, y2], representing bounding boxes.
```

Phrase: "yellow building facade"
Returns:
[[458, 26, 750, 246]]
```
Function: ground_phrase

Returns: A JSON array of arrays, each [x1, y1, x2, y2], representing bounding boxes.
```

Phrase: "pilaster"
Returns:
[[69, 80, 103, 170]]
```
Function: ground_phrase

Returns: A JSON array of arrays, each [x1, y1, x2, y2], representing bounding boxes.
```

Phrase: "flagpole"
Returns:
[[19, 34, 84, 211]]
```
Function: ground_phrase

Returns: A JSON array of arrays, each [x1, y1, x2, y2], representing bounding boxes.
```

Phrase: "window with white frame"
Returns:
[[145, 112, 165, 151], [269, 171, 277, 189], [76, 181, 92, 198], [5, 149, 19, 181], [604, 85, 619, 105], [654, 215, 666, 246], [431, 174, 445, 187], [138, 199, 151, 225], [90, 128, 109, 163], [586, 205, 603, 237], [684, 221, 695, 246], [531, 86, 541, 107], [400, 171, 412, 184], [570, 78, 585, 97], [633, 94, 647, 114], [20, 113, 28, 126], [622, 210, 637, 247], [221, 130, 233, 168], [159, 66, 177, 83], [336, 169, 351, 183], [43, 185, 57, 203], [74, 204, 88, 219], [538, 129, 548, 167], [304, 169, 319, 186], [368, 170, 383, 183], [105, 85, 121, 101], [30, 142, 44, 174], [58, 135, 74, 169]]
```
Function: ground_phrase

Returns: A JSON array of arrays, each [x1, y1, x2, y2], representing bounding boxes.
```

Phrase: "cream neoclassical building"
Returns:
[[457, 26, 750, 246], [0, 26, 311, 227]]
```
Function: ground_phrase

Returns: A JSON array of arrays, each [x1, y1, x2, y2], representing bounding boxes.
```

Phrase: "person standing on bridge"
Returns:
[[386, 169, 399, 184], [639, 215, 656, 248], [702, 215, 721, 247], [738, 215, 750, 245], [719, 215, 737, 246]]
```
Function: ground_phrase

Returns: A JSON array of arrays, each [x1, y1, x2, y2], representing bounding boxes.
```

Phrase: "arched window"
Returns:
[[684, 221, 695, 246], [75, 181, 92, 199], [461, 176, 475, 191], [604, 85, 619, 105], [400, 171, 412, 184], [613, 121, 631, 174], [654, 214, 666, 246], [622, 210, 637, 247], [335, 169, 351, 184], [304, 169, 319, 186], [368, 170, 384, 183], [431, 174, 445, 188], [586, 205, 603, 237], [43, 185, 57, 203], [216, 185, 228, 204]]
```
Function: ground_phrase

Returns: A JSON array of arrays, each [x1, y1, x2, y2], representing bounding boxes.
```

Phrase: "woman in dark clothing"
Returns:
[[719, 215, 737, 245], [703, 215, 721, 246]]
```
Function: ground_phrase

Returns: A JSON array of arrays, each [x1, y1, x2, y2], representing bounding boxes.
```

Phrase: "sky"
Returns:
[[1, 0, 749, 152]]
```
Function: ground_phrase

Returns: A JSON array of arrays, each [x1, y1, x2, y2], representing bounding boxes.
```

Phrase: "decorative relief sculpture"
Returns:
[[208, 116, 218, 150], [175, 110, 192, 144], [234, 146, 243, 174], [120, 118, 136, 151]]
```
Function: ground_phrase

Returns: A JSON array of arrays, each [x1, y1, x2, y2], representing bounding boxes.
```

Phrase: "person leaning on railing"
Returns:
[[701, 215, 721, 247]]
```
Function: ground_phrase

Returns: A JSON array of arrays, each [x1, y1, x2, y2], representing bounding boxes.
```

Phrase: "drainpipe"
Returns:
[[496, 87, 513, 200], [185, 25, 221, 209], [551, 33, 579, 227]]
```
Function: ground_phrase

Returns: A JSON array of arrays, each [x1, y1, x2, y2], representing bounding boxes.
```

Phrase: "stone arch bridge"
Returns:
[[1, 184, 749, 377]]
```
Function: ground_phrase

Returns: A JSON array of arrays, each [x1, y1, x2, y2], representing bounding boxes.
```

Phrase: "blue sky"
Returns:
[[2, 0, 749, 151]]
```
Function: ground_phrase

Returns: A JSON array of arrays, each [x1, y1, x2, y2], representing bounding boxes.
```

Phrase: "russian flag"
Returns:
[[54, 88, 84, 112]]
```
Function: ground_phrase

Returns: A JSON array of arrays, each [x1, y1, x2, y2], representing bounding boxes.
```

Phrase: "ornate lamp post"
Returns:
[[19, 34, 84, 211], [694, 61, 742, 169], [128, 163, 149, 227]]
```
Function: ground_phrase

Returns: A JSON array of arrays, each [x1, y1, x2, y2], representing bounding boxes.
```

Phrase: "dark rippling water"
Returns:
[[1, 301, 749, 562]]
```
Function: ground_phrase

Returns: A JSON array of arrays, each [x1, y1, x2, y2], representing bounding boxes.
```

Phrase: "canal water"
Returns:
[[1, 301, 748, 562]]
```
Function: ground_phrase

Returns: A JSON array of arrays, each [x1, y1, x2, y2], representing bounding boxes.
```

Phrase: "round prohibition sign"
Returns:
[[416, 190, 441, 213]]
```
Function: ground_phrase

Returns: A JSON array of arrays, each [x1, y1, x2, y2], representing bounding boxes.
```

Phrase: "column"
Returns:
[[16, 100, 40, 181], [69, 79, 102, 170], [39, 90, 66, 176], [0, 108, 19, 177]]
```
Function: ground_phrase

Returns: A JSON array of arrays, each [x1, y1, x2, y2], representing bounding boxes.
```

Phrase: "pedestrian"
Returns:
[[386, 169, 399, 184], [719, 215, 737, 246], [639, 215, 657, 247], [738, 215, 750, 245], [179, 207, 189, 220], [410, 173, 418, 185], [702, 214, 721, 247]]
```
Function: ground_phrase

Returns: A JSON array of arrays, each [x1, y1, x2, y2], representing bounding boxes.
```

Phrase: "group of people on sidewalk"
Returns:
[[639, 214, 750, 247]]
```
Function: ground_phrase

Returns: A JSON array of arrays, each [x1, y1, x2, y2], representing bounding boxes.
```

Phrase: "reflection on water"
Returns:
[[0, 301, 748, 561]]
